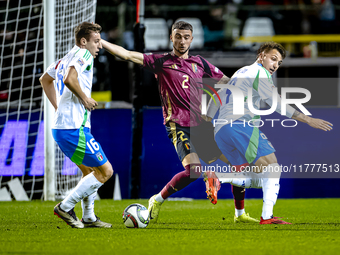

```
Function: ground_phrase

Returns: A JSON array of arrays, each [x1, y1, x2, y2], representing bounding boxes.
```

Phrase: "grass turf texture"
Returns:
[[0, 199, 339, 255]]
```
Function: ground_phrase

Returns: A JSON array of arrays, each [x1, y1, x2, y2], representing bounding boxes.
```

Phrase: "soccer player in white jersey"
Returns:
[[39, 22, 113, 228], [206, 42, 332, 224]]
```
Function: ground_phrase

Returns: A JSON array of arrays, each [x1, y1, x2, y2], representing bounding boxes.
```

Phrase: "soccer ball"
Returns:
[[122, 203, 150, 228]]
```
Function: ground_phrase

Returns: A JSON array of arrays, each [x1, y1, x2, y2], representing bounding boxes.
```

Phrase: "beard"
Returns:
[[173, 45, 190, 55]]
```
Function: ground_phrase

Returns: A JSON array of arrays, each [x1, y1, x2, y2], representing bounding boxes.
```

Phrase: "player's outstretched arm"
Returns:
[[264, 92, 333, 131], [101, 39, 144, 65], [39, 72, 58, 111], [63, 66, 98, 111], [292, 110, 333, 131]]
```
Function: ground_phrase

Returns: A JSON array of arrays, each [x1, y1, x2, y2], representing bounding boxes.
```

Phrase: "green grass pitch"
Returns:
[[0, 198, 339, 255]]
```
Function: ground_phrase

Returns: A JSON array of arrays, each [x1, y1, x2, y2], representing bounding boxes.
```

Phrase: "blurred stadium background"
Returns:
[[0, 0, 339, 201]]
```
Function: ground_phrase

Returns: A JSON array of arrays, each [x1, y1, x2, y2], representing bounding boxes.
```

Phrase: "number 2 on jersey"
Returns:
[[182, 75, 189, 88]]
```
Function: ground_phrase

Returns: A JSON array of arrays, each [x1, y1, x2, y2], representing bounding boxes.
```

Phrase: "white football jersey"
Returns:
[[45, 45, 94, 129], [207, 62, 296, 134]]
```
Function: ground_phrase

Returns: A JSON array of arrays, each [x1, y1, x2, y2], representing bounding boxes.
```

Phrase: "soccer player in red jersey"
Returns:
[[101, 21, 256, 223]]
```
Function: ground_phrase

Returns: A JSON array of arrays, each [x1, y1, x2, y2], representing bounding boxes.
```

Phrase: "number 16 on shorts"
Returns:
[[87, 138, 104, 161], [87, 138, 100, 153]]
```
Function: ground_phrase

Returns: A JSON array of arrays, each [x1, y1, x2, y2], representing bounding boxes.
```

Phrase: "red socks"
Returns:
[[232, 185, 245, 209], [161, 164, 201, 200]]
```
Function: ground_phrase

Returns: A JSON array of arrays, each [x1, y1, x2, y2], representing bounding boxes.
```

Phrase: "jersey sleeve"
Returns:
[[142, 53, 163, 73], [199, 56, 224, 81], [69, 49, 93, 74], [44, 59, 61, 80]]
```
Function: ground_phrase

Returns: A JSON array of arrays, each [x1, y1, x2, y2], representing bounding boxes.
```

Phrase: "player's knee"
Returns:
[[108, 167, 114, 179], [104, 166, 114, 182], [98, 162, 114, 183]]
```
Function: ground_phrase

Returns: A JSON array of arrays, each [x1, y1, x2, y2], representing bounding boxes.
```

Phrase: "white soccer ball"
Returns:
[[122, 203, 150, 228]]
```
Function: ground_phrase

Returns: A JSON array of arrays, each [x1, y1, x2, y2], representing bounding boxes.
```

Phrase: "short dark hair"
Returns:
[[172, 21, 193, 33], [74, 22, 102, 45], [257, 41, 286, 60]]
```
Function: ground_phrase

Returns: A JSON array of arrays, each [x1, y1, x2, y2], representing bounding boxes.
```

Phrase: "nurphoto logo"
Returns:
[[201, 84, 311, 116], [201, 84, 312, 128]]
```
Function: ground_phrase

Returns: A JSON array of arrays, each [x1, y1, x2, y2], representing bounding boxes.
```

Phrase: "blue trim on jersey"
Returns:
[[212, 109, 220, 124]]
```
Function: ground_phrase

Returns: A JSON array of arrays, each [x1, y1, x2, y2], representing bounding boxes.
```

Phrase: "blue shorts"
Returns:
[[52, 127, 108, 167], [215, 122, 275, 166]]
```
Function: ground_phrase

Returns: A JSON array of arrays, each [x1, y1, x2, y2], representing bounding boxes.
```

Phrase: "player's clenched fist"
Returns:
[[81, 97, 98, 111]]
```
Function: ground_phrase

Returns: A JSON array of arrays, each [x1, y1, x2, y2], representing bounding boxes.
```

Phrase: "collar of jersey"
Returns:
[[170, 51, 191, 59], [257, 63, 263, 67]]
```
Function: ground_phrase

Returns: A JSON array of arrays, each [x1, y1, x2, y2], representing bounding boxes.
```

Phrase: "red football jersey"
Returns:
[[143, 52, 224, 127]]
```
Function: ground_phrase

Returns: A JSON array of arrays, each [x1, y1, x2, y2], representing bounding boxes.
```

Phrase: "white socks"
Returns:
[[235, 208, 245, 217], [60, 173, 103, 212], [219, 172, 253, 188], [155, 192, 165, 203], [249, 172, 263, 188], [81, 191, 97, 222], [217, 163, 281, 220], [262, 201, 274, 220], [261, 163, 281, 219]]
